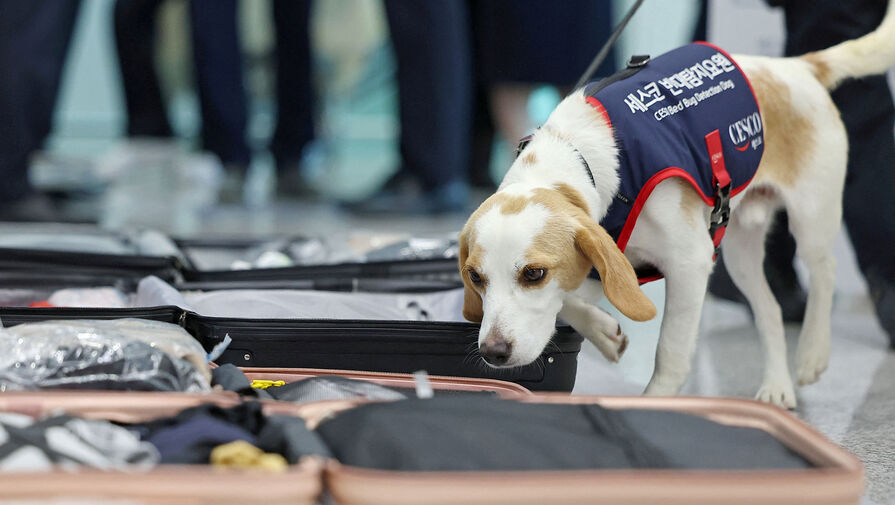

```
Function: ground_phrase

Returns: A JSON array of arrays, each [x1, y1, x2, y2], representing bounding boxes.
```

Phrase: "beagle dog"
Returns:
[[459, 1, 895, 408]]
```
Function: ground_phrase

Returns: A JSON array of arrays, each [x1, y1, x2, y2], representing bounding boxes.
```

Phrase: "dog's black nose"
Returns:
[[480, 338, 512, 366]]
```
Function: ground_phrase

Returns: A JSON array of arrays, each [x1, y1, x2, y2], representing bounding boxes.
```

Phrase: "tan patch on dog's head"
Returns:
[[518, 187, 592, 291], [465, 192, 533, 217], [521, 151, 537, 165], [749, 69, 817, 187], [526, 215, 590, 291]]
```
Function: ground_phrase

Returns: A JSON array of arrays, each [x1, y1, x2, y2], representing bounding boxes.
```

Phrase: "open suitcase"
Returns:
[[0, 391, 864, 505], [0, 224, 461, 288], [0, 391, 323, 505], [0, 306, 583, 391], [307, 395, 865, 505]]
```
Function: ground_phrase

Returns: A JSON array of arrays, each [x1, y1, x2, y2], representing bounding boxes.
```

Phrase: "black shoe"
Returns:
[[275, 164, 316, 200], [218, 164, 247, 204], [709, 254, 807, 323], [867, 275, 895, 348], [0, 193, 64, 222]]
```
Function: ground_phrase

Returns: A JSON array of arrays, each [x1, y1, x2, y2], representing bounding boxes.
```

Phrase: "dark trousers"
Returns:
[[0, 0, 82, 201], [113, 0, 250, 165], [769, 0, 895, 281], [270, 0, 315, 169], [382, 0, 472, 190]]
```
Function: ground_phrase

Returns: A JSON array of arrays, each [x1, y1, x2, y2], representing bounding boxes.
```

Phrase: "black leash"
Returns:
[[573, 0, 646, 91]]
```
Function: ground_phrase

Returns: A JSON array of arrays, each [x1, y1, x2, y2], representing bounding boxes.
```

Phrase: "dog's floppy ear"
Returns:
[[575, 219, 656, 321], [458, 228, 483, 323]]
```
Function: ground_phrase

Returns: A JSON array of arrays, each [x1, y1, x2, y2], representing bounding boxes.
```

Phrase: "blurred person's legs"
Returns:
[[691, 0, 709, 42], [271, 0, 315, 198], [189, 0, 250, 199], [472, 0, 615, 156], [113, 0, 171, 138], [0, 0, 82, 221], [785, 0, 895, 345], [488, 84, 535, 154], [710, 0, 895, 345], [348, 0, 472, 214], [468, 87, 498, 192], [116, 0, 250, 201], [188, 0, 250, 167]]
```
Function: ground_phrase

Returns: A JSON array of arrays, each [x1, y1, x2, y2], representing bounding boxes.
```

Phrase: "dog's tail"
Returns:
[[801, 0, 895, 90]]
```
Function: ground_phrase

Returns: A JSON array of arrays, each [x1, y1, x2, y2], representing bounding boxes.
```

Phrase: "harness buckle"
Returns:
[[626, 54, 651, 69], [709, 182, 731, 236]]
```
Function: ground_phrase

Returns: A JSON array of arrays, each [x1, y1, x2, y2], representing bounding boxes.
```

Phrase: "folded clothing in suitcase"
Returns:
[[310, 396, 864, 505], [0, 411, 159, 472], [0, 391, 863, 504], [0, 392, 323, 504], [0, 306, 582, 391], [317, 397, 809, 471]]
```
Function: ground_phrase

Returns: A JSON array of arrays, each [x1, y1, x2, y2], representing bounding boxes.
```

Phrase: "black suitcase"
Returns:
[[0, 306, 583, 392], [0, 224, 183, 282], [0, 228, 460, 288]]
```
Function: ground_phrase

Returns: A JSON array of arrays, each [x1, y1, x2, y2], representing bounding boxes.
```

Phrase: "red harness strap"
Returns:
[[704, 129, 732, 259]]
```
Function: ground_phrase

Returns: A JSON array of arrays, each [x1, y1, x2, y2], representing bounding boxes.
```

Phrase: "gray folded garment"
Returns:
[[265, 376, 408, 403], [0, 413, 158, 472]]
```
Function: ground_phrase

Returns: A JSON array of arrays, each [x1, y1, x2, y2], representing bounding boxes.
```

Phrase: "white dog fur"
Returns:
[[459, 0, 895, 408]]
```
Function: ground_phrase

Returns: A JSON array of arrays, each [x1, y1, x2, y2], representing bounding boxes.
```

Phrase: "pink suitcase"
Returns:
[[0, 391, 323, 505], [313, 395, 864, 505]]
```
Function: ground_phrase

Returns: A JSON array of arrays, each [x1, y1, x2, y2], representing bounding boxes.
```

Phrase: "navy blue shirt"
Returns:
[[585, 42, 764, 257]]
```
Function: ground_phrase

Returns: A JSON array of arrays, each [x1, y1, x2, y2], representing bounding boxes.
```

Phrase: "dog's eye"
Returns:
[[522, 267, 546, 283], [468, 269, 483, 285]]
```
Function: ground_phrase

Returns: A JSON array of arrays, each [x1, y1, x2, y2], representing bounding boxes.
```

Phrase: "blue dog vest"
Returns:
[[584, 42, 764, 282]]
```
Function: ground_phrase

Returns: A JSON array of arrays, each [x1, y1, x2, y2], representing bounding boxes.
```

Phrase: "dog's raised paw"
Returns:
[[589, 325, 628, 363], [755, 380, 797, 409], [616, 328, 629, 357], [796, 340, 830, 386], [598, 325, 628, 363]]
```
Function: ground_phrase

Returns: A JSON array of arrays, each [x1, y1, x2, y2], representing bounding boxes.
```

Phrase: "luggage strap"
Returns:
[[705, 129, 732, 259], [580, 405, 670, 468]]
